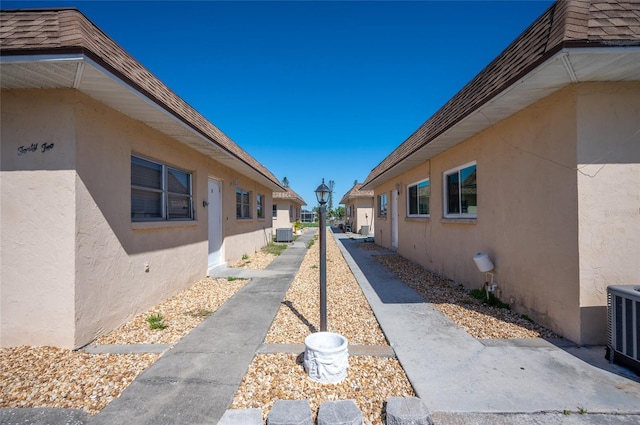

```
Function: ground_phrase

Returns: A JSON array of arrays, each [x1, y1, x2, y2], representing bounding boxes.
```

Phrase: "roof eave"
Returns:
[[361, 43, 640, 190], [0, 49, 285, 191]]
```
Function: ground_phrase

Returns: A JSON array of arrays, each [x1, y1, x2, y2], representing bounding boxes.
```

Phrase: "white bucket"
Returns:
[[473, 252, 494, 272], [303, 332, 348, 384]]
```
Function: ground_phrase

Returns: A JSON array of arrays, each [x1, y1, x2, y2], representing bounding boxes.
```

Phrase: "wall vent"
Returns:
[[275, 228, 293, 243], [607, 285, 640, 374]]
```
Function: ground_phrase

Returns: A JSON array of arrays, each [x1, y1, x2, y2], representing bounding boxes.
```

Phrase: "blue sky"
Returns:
[[4, 0, 554, 208]]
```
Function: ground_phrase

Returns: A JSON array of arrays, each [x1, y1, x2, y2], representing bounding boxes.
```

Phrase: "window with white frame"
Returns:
[[378, 193, 388, 218], [272, 204, 277, 218], [443, 162, 477, 218], [131, 155, 193, 221], [257, 194, 265, 218], [407, 179, 430, 217], [236, 188, 251, 219]]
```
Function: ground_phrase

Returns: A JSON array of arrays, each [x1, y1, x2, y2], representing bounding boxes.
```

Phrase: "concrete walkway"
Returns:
[[89, 229, 318, 425], [334, 232, 640, 424]]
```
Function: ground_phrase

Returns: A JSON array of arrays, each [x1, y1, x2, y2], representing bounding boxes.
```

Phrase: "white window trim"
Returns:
[[406, 178, 430, 218], [443, 161, 477, 219]]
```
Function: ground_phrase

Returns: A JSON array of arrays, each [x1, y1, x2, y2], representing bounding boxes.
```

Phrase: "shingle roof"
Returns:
[[273, 187, 306, 206], [339, 183, 374, 205], [0, 8, 283, 190], [362, 0, 640, 188]]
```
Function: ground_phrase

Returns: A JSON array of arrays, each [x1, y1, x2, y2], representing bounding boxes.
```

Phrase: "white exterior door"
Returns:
[[391, 188, 398, 249], [208, 178, 223, 273]]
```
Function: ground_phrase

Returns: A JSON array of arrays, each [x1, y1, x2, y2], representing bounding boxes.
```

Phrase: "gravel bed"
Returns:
[[265, 232, 387, 345], [0, 272, 252, 413], [0, 233, 557, 419], [232, 230, 414, 424], [0, 346, 158, 414], [231, 249, 277, 270], [94, 277, 248, 345], [231, 354, 413, 424], [373, 249, 558, 339]]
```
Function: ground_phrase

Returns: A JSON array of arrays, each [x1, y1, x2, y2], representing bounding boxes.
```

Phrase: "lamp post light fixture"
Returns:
[[315, 178, 331, 332], [303, 178, 348, 385]]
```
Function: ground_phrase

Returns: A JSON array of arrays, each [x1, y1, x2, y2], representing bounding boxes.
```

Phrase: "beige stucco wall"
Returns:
[[72, 93, 208, 346], [374, 85, 585, 342], [273, 201, 294, 231], [373, 82, 640, 344], [373, 186, 393, 248], [219, 173, 274, 261], [345, 198, 374, 235], [1, 88, 274, 348], [575, 82, 640, 344], [1, 90, 78, 347], [344, 201, 355, 228]]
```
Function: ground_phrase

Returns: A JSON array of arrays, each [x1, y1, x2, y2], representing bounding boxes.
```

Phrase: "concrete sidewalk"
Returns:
[[334, 232, 640, 424], [87, 229, 318, 425]]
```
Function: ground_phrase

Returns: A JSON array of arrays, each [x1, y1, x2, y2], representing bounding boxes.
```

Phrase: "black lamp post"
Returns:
[[315, 178, 331, 332]]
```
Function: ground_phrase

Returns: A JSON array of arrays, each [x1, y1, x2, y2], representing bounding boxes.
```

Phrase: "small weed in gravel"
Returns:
[[469, 289, 510, 309], [185, 309, 214, 319], [262, 242, 287, 256], [146, 313, 167, 330]]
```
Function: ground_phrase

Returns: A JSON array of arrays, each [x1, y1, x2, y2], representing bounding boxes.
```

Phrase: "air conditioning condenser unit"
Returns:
[[276, 228, 293, 243], [607, 285, 640, 374]]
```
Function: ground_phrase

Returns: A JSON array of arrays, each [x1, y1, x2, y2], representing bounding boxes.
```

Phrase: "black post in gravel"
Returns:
[[314, 178, 331, 332], [319, 203, 327, 332]]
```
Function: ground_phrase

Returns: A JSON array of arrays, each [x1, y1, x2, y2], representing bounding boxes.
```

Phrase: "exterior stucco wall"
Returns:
[[575, 82, 640, 344], [1, 89, 275, 348], [396, 162, 432, 265], [373, 185, 394, 248], [273, 201, 293, 230], [353, 198, 374, 234], [73, 93, 209, 346], [1, 89, 78, 347], [344, 201, 355, 229], [374, 86, 584, 342], [219, 174, 274, 262]]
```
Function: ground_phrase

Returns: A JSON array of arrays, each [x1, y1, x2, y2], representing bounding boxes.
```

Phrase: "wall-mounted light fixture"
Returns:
[[203, 200, 209, 208]]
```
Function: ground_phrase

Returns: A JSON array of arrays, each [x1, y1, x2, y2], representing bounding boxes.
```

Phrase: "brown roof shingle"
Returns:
[[273, 187, 306, 206], [339, 183, 374, 205], [0, 8, 282, 189], [362, 0, 640, 188]]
